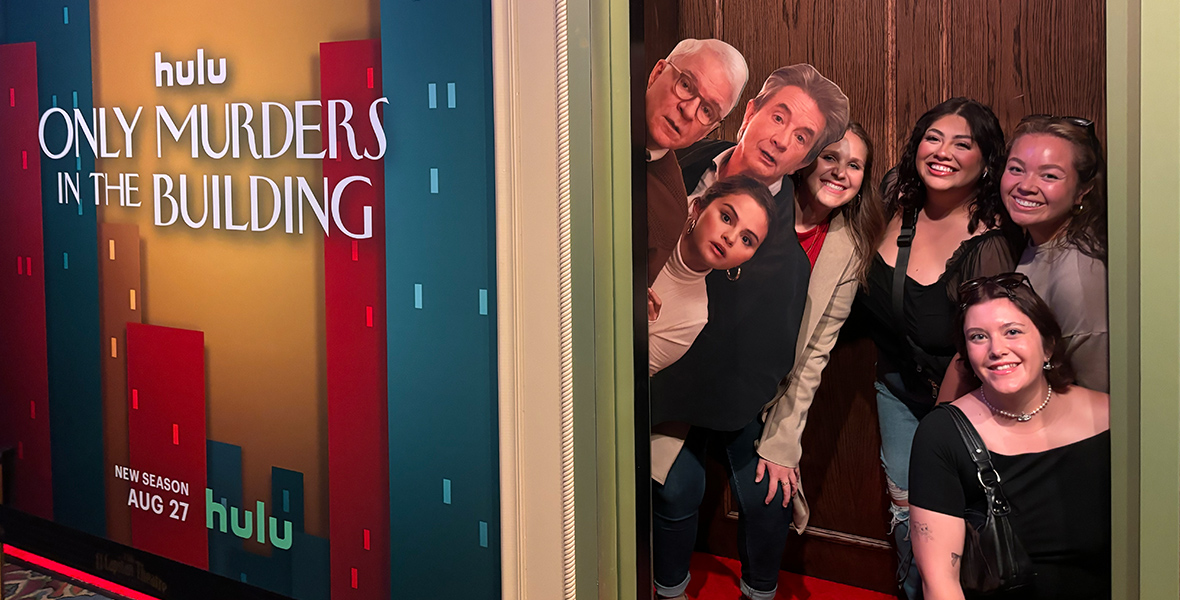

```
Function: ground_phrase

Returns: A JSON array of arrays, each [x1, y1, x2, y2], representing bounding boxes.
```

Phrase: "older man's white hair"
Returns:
[[666, 38, 748, 116]]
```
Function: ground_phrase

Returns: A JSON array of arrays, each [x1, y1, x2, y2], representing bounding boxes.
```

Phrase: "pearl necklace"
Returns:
[[979, 384, 1052, 422]]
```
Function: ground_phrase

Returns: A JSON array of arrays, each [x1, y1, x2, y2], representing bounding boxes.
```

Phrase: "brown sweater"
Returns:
[[647, 152, 689, 286]]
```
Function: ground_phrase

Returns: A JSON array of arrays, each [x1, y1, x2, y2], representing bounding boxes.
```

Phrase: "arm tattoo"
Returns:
[[913, 520, 933, 542], [951, 552, 961, 567]]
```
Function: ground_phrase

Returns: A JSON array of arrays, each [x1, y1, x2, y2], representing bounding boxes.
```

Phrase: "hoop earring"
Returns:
[[726, 267, 741, 281], [686, 218, 697, 235]]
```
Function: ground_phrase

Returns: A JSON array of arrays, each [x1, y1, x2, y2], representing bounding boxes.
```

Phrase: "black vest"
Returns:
[[649, 139, 812, 431]]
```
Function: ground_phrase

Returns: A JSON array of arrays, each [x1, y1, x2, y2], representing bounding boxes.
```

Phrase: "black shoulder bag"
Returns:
[[889, 208, 952, 403], [943, 405, 1035, 595]]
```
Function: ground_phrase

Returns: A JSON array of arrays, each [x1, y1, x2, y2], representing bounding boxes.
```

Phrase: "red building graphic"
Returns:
[[0, 41, 53, 520], [126, 323, 209, 569], [321, 38, 393, 600]]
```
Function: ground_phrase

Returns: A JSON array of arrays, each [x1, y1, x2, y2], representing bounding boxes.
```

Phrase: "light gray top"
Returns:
[[1017, 241, 1109, 392]]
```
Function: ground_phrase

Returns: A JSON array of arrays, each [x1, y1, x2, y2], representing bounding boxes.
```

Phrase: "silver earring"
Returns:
[[726, 267, 741, 281], [1043, 360, 1052, 371]]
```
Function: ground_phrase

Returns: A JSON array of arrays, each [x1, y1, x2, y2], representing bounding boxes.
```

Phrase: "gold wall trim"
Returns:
[[1106, 0, 1140, 596], [555, 0, 579, 592]]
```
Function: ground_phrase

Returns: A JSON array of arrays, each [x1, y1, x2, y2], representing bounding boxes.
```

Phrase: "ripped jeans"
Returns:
[[875, 373, 933, 600]]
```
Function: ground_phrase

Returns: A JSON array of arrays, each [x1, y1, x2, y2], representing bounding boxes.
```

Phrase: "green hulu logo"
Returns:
[[206, 488, 293, 550]]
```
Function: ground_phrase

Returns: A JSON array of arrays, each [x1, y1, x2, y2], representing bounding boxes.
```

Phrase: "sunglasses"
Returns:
[[1019, 113, 1098, 137], [958, 272, 1035, 308]]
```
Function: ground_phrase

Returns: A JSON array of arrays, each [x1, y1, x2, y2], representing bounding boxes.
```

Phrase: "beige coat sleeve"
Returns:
[[757, 271, 859, 468]]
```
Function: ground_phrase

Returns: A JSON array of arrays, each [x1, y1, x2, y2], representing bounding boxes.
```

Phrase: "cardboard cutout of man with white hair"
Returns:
[[645, 38, 748, 287]]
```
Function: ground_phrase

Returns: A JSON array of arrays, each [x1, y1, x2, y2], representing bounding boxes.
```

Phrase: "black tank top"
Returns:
[[854, 229, 1015, 390]]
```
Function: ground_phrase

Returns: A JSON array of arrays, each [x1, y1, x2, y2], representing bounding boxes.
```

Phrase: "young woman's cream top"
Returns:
[[649, 240, 709, 376]]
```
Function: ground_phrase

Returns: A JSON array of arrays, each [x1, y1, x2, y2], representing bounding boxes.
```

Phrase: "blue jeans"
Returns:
[[875, 372, 933, 600], [652, 419, 792, 600]]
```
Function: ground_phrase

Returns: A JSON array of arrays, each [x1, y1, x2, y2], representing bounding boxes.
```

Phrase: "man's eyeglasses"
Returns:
[[958, 272, 1034, 307], [665, 61, 725, 127]]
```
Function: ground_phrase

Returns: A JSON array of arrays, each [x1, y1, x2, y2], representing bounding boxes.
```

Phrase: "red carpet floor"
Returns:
[[687, 553, 895, 600]]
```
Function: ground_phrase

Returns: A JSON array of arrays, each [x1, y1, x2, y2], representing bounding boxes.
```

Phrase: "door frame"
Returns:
[[489, 0, 1180, 597]]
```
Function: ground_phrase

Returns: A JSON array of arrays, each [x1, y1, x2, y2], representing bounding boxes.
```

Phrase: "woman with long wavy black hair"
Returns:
[[853, 97, 1020, 598]]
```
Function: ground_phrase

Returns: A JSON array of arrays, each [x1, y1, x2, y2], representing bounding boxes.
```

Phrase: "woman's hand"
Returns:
[[648, 288, 662, 322], [936, 354, 973, 404], [755, 458, 799, 506]]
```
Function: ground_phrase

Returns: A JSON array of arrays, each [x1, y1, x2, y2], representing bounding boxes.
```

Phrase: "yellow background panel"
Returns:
[[92, 0, 380, 541]]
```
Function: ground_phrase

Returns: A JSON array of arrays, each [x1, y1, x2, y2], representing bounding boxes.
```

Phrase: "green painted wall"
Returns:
[[1134, 0, 1180, 596], [579, 0, 637, 596], [1107, 1, 1141, 597]]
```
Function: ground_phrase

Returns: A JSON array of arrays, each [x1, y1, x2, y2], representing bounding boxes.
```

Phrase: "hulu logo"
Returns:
[[206, 488, 293, 550]]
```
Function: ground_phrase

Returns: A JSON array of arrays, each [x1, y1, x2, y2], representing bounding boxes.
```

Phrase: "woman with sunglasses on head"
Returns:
[[1001, 115, 1108, 392], [909, 274, 1110, 599], [648, 175, 776, 376], [854, 98, 1020, 598]]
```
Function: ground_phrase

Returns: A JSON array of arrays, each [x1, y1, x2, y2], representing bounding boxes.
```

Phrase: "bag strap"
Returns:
[[942, 405, 1012, 515], [889, 208, 945, 399], [891, 207, 916, 328]]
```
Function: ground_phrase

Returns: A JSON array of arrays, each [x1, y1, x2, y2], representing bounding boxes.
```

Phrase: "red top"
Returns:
[[796, 219, 830, 270]]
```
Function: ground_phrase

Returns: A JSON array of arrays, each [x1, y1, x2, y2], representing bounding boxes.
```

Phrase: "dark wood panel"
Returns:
[[646, 0, 681, 71], [795, 337, 889, 540], [705, 0, 892, 159], [947, 0, 1106, 144], [676, 0, 715, 43], [894, 0, 948, 166], [781, 529, 897, 594], [786, 335, 896, 594]]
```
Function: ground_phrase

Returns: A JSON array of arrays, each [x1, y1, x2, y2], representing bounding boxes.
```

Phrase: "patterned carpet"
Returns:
[[3, 561, 117, 600]]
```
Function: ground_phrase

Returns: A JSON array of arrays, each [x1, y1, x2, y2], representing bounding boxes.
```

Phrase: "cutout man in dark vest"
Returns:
[[649, 64, 849, 600]]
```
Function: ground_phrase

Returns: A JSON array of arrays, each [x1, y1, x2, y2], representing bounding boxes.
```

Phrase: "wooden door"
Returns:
[[698, 335, 897, 593], [646, 0, 1106, 593]]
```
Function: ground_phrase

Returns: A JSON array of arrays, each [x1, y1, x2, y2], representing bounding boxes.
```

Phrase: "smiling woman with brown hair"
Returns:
[[908, 273, 1110, 599], [1001, 115, 1109, 392], [753, 121, 885, 508]]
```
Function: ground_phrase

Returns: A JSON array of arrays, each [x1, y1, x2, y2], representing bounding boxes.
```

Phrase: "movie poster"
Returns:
[[0, 2, 501, 599]]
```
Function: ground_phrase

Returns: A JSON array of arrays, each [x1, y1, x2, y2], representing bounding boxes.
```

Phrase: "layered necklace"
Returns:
[[979, 384, 1053, 422], [797, 218, 830, 258]]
